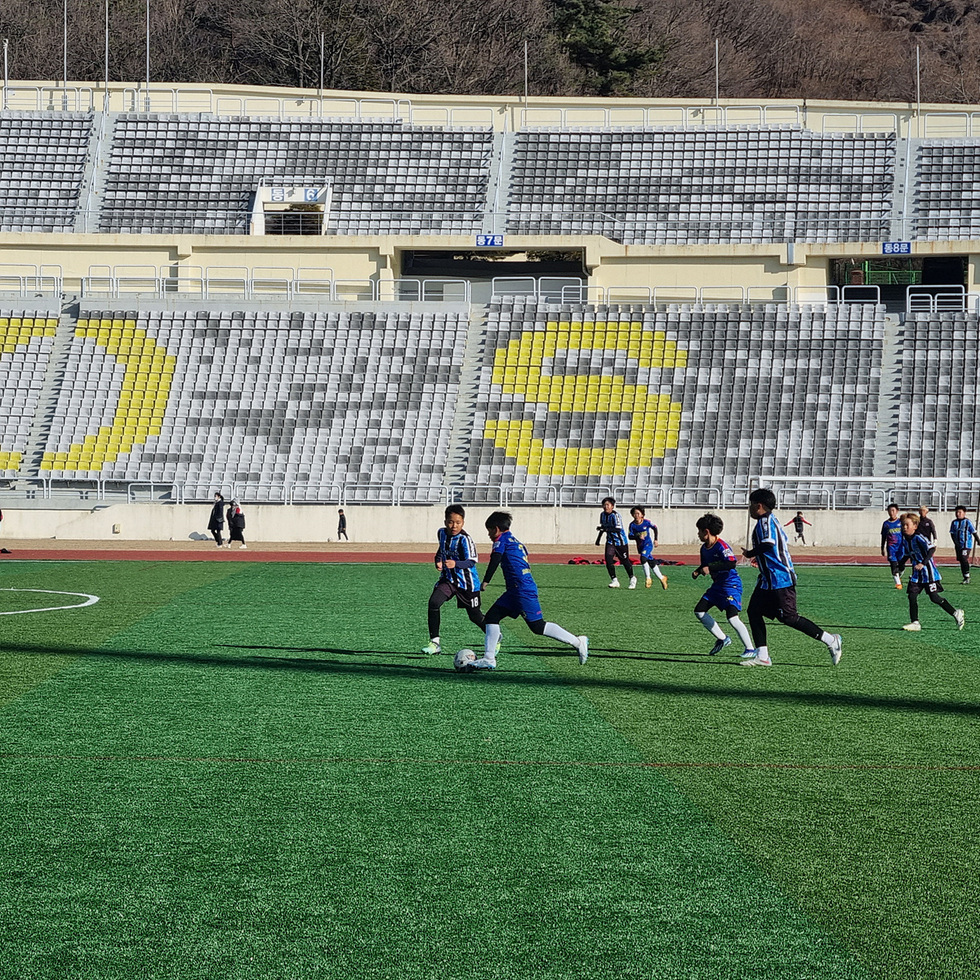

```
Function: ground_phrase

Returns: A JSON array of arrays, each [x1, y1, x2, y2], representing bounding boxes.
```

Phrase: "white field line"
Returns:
[[0, 588, 100, 615]]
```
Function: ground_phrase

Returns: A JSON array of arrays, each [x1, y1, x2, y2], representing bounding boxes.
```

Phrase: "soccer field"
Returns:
[[1, 559, 978, 980]]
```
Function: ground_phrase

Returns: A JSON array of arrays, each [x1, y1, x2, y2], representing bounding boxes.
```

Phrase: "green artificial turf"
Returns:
[[0, 560, 978, 979]]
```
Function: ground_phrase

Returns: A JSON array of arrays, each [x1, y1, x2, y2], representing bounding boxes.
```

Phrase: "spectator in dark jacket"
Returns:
[[207, 493, 225, 548], [228, 500, 246, 549]]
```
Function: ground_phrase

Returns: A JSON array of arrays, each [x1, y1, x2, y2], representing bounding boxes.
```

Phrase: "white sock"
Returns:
[[432, 635, 440, 646], [893, 573, 901, 585], [653, 565, 665, 581], [728, 615, 754, 650], [543, 622, 579, 648], [485, 624, 501, 658], [757, 645, 770, 661], [819, 631, 835, 646], [696, 610, 726, 640]]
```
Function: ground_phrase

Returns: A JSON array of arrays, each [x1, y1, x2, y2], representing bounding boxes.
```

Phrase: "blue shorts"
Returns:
[[887, 546, 906, 563], [486, 589, 543, 623], [701, 583, 743, 612]]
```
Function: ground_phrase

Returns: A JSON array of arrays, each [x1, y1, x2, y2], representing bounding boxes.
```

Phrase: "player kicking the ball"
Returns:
[[468, 511, 588, 670]]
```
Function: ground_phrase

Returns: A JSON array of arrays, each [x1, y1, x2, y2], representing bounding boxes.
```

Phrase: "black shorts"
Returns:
[[907, 580, 943, 598], [749, 586, 799, 621], [432, 581, 481, 610], [955, 548, 972, 563]]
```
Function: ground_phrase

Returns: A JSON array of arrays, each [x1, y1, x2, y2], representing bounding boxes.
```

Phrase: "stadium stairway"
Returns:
[[873, 313, 904, 477], [17, 302, 79, 487], [443, 303, 492, 491]]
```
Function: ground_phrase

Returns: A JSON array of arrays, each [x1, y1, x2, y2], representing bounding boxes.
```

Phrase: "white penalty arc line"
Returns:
[[0, 588, 100, 616]]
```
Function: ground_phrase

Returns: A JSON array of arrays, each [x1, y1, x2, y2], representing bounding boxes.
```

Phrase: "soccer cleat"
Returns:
[[645, 578, 652, 588], [471, 655, 496, 670], [740, 648, 757, 659], [709, 636, 732, 656], [495, 639, 502, 655], [578, 635, 589, 665], [628, 577, 637, 590], [962, 578, 970, 586], [895, 582, 903, 590], [608, 579, 620, 588], [421, 640, 441, 655], [954, 609, 965, 631], [660, 576, 668, 591], [828, 634, 843, 666], [740, 653, 772, 667], [902, 621, 921, 632]]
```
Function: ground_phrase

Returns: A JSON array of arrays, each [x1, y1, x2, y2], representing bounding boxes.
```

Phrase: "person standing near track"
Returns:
[[207, 492, 225, 548], [949, 505, 980, 585]]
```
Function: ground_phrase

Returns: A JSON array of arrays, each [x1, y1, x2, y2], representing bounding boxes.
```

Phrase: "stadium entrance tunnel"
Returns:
[[832, 255, 967, 308], [400, 250, 588, 302]]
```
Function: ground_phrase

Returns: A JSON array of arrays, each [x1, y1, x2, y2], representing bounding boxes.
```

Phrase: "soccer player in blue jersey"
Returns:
[[597, 497, 636, 589], [902, 512, 964, 631], [629, 506, 668, 590], [692, 513, 754, 657], [421, 504, 486, 655], [880, 502, 908, 589], [949, 505, 980, 584], [741, 488, 842, 667], [472, 511, 588, 670]]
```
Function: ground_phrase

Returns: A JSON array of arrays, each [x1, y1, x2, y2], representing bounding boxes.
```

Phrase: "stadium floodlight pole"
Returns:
[[145, 0, 150, 112], [523, 40, 528, 110], [3, 39, 7, 112], [714, 39, 719, 104], [319, 31, 324, 102], [104, 0, 109, 100], [62, 0, 68, 108], [915, 45, 921, 137]]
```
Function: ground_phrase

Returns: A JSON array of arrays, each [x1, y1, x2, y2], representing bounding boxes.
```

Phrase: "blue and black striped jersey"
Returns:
[[435, 528, 481, 592], [906, 533, 941, 585], [950, 517, 979, 551], [751, 512, 797, 590], [599, 509, 628, 548]]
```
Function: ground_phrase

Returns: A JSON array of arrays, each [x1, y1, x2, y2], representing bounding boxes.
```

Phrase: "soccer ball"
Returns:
[[454, 648, 477, 672]]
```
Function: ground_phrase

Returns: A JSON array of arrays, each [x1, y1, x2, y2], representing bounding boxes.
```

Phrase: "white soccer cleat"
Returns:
[[421, 640, 441, 655], [902, 621, 921, 632], [628, 577, 637, 590], [829, 634, 843, 666], [471, 655, 496, 670], [608, 579, 620, 588], [453, 648, 477, 671], [740, 653, 773, 667], [740, 648, 757, 659], [709, 636, 732, 656], [954, 609, 965, 631], [578, 635, 589, 665]]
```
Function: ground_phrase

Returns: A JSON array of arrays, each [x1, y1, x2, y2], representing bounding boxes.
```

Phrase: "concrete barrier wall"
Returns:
[[0, 503, 956, 552]]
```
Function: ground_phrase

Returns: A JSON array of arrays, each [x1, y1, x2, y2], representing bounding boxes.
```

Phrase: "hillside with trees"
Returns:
[[3, 0, 980, 104]]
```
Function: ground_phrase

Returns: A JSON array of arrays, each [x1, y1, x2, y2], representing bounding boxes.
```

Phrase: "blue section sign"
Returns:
[[882, 241, 911, 254], [476, 235, 504, 247]]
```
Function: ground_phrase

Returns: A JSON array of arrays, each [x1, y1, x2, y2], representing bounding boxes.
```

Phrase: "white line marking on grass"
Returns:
[[0, 588, 100, 615]]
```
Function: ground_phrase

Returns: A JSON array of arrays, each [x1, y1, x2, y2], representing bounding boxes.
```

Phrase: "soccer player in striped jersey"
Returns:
[[597, 497, 636, 589], [421, 504, 486, 655], [880, 502, 908, 589], [902, 512, 964, 631], [629, 505, 668, 590], [949, 505, 980, 584], [741, 487, 842, 667]]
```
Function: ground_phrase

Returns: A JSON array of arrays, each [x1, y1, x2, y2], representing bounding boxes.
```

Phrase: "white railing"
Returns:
[[76, 266, 471, 303], [19, 476, 980, 511], [906, 285, 977, 314], [0, 264, 64, 298]]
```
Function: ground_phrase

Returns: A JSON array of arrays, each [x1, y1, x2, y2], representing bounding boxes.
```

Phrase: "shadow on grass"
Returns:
[[6, 640, 980, 717]]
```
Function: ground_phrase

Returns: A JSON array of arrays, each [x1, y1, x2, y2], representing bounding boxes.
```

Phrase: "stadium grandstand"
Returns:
[[3, 81, 980, 540]]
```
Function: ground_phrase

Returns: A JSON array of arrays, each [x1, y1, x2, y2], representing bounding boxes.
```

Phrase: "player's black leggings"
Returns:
[[210, 529, 223, 546], [604, 543, 634, 579], [428, 586, 485, 638], [956, 549, 971, 578], [909, 590, 956, 622], [747, 588, 823, 648]]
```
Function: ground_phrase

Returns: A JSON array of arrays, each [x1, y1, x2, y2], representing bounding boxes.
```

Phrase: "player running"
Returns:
[[596, 497, 636, 589], [880, 502, 908, 589], [692, 513, 754, 657], [629, 506, 668, 590], [469, 511, 588, 671], [902, 511, 964, 631]]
